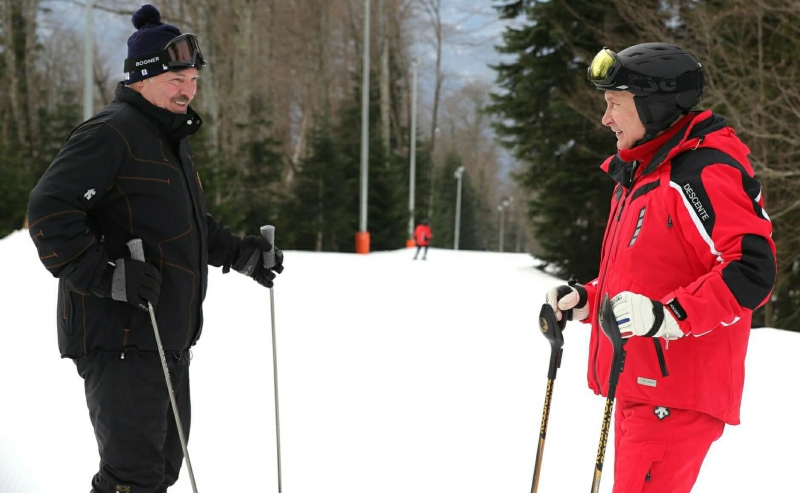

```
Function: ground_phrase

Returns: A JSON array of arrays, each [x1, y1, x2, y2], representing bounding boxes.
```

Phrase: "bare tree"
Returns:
[[379, 0, 391, 158], [2, 0, 29, 149], [24, 0, 40, 152], [416, 0, 446, 217]]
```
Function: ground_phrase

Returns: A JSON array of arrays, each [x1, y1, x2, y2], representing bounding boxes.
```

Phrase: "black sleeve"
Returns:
[[206, 214, 242, 267], [27, 122, 124, 296]]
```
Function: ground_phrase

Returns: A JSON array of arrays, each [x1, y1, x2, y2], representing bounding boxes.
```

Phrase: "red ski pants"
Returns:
[[612, 400, 725, 493]]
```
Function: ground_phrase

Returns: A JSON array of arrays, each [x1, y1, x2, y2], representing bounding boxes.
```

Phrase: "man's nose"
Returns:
[[601, 108, 613, 126]]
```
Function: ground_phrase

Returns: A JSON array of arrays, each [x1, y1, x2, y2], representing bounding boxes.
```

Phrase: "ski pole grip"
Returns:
[[539, 304, 565, 380], [260, 225, 276, 268], [127, 238, 145, 262]]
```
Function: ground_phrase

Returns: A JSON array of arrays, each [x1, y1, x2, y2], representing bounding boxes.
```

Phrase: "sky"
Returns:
[[1, 229, 798, 492], [40, 0, 510, 99]]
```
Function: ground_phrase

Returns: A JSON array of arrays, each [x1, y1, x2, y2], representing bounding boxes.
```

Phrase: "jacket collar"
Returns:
[[114, 82, 203, 142], [602, 110, 727, 188]]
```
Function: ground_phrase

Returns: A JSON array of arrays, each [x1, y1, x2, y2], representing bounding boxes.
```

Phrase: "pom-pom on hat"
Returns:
[[124, 5, 182, 84]]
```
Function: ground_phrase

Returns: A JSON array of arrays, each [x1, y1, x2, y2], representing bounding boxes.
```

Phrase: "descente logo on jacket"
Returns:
[[682, 183, 710, 221]]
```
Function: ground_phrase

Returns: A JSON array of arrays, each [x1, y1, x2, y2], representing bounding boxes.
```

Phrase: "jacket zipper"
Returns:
[[173, 140, 205, 349], [592, 162, 637, 391], [61, 278, 68, 320]]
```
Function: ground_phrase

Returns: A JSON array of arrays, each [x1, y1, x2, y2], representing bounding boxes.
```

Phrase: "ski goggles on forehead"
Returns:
[[124, 33, 207, 75], [163, 33, 207, 70], [587, 48, 621, 87]]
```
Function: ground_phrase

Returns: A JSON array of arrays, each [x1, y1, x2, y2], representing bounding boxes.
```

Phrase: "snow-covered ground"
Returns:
[[0, 229, 797, 492]]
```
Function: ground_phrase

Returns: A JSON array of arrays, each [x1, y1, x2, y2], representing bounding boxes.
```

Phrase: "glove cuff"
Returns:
[[665, 298, 687, 321], [91, 262, 116, 298], [646, 301, 665, 337], [574, 284, 588, 309]]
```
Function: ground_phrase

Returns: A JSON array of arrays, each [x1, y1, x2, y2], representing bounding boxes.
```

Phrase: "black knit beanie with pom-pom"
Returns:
[[124, 5, 182, 84]]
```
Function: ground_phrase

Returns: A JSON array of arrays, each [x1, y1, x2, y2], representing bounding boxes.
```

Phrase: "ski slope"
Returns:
[[0, 229, 797, 492]]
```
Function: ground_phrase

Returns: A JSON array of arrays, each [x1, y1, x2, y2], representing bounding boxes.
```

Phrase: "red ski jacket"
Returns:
[[414, 224, 433, 246], [581, 111, 776, 425]]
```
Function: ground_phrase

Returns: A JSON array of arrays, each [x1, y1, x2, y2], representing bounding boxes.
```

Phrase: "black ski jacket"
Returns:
[[28, 82, 241, 358]]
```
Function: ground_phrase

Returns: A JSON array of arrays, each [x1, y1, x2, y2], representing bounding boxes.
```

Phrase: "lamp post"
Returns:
[[454, 166, 465, 250], [498, 196, 514, 252], [84, 0, 94, 121], [356, 0, 371, 254], [407, 58, 421, 248]]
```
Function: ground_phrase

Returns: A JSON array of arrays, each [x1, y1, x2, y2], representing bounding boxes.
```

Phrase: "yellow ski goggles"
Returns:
[[587, 48, 621, 87]]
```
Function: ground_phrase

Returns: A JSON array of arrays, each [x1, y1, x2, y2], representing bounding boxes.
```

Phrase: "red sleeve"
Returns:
[[663, 157, 776, 336]]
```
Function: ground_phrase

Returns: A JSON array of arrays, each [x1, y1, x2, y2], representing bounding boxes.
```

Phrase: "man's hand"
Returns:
[[224, 235, 284, 288], [546, 282, 589, 323], [610, 291, 684, 339], [251, 247, 284, 288], [110, 259, 162, 311]]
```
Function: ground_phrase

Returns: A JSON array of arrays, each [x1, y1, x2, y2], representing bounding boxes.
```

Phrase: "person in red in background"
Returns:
[[546, 43, 776, 492], [413, 219, 433, 260]]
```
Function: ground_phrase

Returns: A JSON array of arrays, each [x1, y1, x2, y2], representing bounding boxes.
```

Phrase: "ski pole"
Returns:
[[590, 294, 628, 493], [530, 303, 565, 493], [260, 225, 283, 493], [127, 239, 199, 493]]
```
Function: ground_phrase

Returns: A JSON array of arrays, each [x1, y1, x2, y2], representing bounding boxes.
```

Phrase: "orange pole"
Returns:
[[356, 232, 371, 254]]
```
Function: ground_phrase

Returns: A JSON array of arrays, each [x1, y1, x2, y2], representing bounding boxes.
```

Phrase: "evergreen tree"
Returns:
[[430, 148, 482, 250], [194, 95, 284, 236], [398, 139, 434, 244], [489, 0, 631, 281], [330, 75, 421, 252], [0, 148, 30, 237], [284, 117, 357, 251]]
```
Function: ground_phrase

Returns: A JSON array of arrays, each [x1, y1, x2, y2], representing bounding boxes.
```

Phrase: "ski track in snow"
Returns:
[[0, 229, 797, 492]]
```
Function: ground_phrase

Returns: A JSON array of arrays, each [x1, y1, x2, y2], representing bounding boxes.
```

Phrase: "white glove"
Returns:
[[610, 291, 684, 339], [546, 283, 589, 322]]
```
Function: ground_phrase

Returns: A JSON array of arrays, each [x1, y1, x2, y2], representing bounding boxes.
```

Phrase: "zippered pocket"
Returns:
[[627, 443, 666, 492], [653, 338, 669, 377], [58, 278, 76, 335]]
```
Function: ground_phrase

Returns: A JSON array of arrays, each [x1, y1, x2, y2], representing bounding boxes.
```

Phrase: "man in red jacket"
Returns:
[[547, 43, 776, 492], [413, 219, 433, 260]]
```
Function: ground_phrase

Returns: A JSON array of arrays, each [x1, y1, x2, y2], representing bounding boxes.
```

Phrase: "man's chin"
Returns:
[[170, 103, 189, 114]]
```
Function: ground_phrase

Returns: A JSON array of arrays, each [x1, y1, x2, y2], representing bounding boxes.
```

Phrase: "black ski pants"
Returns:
[[75, 348, 191, 493]]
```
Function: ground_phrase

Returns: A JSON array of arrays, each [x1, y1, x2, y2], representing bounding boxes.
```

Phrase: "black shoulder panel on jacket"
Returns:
[[671, 148, 774, 310], [630, 180, 661, 203], [670, 148, 768, 237], [722, 234, 776, 310]]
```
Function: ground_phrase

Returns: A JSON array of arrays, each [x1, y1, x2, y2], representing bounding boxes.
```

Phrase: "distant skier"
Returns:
[[27, 5, 283, 493], [413, 219, 433, 260], [547, 43, 776, 492]]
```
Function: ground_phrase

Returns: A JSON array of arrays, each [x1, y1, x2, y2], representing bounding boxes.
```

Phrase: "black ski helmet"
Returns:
[[588, 42, 704, 144]]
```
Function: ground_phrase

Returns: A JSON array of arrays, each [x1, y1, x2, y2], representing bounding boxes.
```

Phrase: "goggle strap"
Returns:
[[164, 33, 200, 50], [124, 50, 171, 73]]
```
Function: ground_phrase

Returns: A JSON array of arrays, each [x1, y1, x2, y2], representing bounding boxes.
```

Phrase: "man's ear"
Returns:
[[128, 80, 146, 93]]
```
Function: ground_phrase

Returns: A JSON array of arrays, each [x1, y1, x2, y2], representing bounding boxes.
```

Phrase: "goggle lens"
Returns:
[[164, 34, 206, 69], [588, 49, 616, 82]]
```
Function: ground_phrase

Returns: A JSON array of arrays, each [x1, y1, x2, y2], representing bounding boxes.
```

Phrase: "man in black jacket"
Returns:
[[27, 5, 282, 492]]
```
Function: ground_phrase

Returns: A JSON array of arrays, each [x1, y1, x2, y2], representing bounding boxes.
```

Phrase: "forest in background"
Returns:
[[0, 0, 526, 253], [2, 0, 799, 330], [490, 0, 800, 330]]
